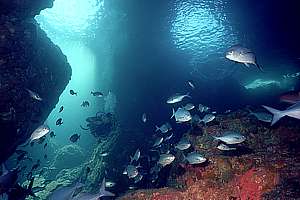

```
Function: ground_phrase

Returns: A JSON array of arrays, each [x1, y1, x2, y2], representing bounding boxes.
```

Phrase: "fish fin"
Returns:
[[170, 108, 175, 119], [254, 62, 264, 72], [2, 163, 8, 174], [99, 178, 115, 197], [136, 164, 142, 168], [244, 63, 250, 68], [245, 108, 253, 116], [186, 92, 192, 99], [130, 156, 133, 163], [155, 125, 160, 132], [262, 105, 285, 126], [212, 136, 218, 141]]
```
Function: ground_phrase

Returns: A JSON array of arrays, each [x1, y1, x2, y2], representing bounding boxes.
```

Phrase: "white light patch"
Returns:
[[170, 0, 238, 63], [36, 0, 104, 39]]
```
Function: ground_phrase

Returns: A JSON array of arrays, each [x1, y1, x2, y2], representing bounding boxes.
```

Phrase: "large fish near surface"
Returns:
[[262, 102, 300, 126], [225, 45, 263, 71]]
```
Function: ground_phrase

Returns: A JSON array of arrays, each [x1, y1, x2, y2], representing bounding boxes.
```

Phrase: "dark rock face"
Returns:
[[0, 0, 72, 163], [0, 0, 53, 17]]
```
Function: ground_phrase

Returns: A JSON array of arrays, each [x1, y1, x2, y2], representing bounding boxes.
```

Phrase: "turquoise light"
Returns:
[[36, 0, 104, 40], [35, 0, 105, 147]]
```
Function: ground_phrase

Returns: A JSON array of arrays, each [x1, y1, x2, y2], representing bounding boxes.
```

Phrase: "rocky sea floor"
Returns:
[[118, 110, 300, 200]]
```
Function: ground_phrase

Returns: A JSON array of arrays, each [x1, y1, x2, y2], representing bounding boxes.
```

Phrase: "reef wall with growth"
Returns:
[[119, 110, 300, 200], [0, 0, 72, 163]]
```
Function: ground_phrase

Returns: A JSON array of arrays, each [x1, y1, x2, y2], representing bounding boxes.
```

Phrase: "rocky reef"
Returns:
[[119, 110, 300, 200], [25, 113, 121, 199], [0, 0, 72, 163]]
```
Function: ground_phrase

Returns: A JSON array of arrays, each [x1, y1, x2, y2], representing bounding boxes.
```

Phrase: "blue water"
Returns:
[[4, 0, 300, 199]]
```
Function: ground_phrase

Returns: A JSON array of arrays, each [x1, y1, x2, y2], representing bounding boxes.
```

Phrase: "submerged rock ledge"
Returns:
[[0, 0, 72, 163]]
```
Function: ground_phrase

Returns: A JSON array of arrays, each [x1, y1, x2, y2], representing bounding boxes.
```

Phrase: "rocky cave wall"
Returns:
[[0, 0, 72, 163]]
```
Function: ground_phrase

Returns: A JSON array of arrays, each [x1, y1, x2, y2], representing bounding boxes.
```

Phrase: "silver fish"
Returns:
[[29, 124, 50, 142], [134, 174, 143, 183], [26, 89, 42, 101], [198, 104, 209, 113], [153, 137, 163, 147], [130, 149, 141, 163], [247, 108, 272, 123], [217, 143, 237, 151], [164, 133, 173, 141], [105, 181, 116, 188], [167, 93, 191, 104], [183, 103, 195, 111], [262, 102, 300, 126], [184, 152, 207, 164], [213, 131, 246, 144], [192, 114, 201, 124], [187, 80, 195, 89], [175, 139, 191, 150], [171, 107, 192, 123], [201, 114, 215, 124], [100, 152, 109, 157], [123, 165, 139, 179], [158, 154, 175, 167], [225, 45, 263, 71], [155, 123, 172, 133], [142, 113, 147, 123], [225, 109, 231, 114]]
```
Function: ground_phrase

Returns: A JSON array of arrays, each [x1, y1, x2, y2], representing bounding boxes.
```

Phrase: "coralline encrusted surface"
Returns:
[[119, 110, 300, 200], [0, 0, 72, 163]]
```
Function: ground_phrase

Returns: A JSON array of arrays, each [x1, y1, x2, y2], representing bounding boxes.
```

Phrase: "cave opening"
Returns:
[[35, 0, 109, 148]]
